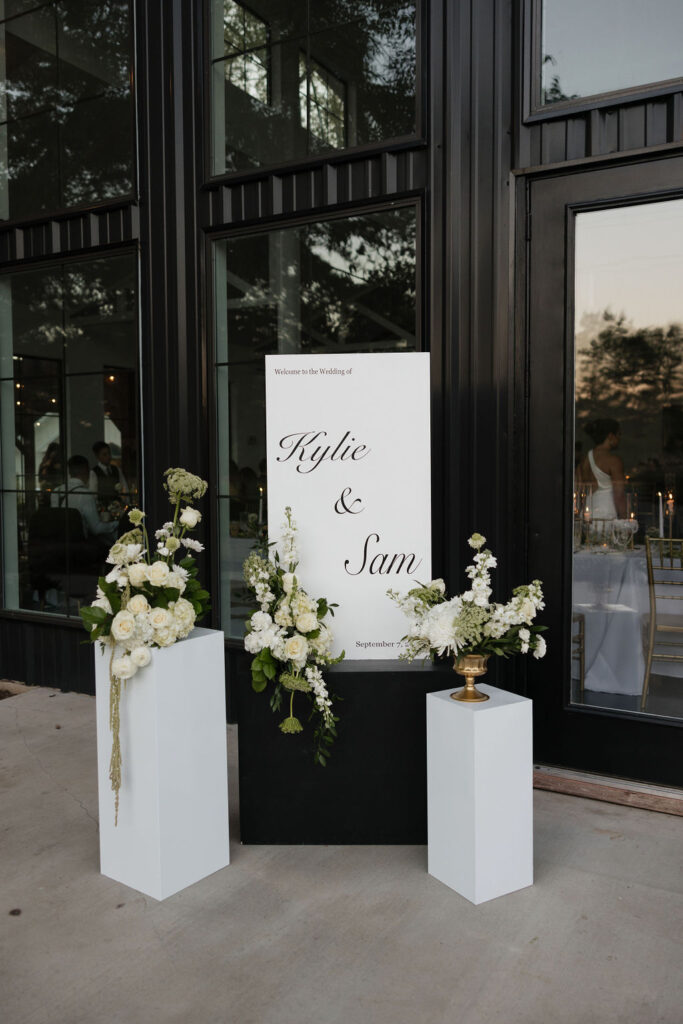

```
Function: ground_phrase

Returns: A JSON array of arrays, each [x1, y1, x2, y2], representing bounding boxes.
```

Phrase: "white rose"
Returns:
[[127, 594, 150, 615], [127, 562, 148, 587], [130, 646, 152, 668], [296, 611, 318, 634], [149, 607, 171, 630], [111, 610, 136, 643], [179, 507, 202, 528], [282, 573, 296, 594], [165, 574, 186, 593], [284, 633, 308, 666], [147, 561, 170, 587], [111, 655, 136, 680]]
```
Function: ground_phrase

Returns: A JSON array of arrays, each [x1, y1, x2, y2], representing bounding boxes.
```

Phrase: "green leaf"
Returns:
[[251, 677, 267, 693], [80, 606, 108, 625], [263, 662, 276, 680]]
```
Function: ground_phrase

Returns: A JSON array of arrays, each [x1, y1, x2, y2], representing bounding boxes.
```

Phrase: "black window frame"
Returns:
[[203, 0, 427, 187]]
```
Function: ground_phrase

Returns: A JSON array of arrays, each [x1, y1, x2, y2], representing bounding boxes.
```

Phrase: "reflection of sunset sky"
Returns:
[[543, 0, 683, 100], [575, 200, 683, 368]]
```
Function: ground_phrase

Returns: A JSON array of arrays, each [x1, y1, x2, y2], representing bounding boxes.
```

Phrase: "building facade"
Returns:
[[1, 0, 682, 786]]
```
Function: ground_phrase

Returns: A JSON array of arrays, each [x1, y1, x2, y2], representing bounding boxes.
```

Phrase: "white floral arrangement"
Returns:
[[388, 533, 547, 662], [242, 507, 343, 765], [81, 468, 211, 823]]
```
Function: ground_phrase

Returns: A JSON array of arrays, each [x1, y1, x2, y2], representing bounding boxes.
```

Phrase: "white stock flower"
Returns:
[[147, 561, 170, 587], [127, 562, 148, 587], [244, 630, 264, 654], [127, 593, 150, 615], [111, 655, 136, 680], [171, 598, 195, 636], [251, 611, 273, 631], [533, 636, 547, 659], [284, 633, 308, 667], [274, 605, 293, 627], [130, 646, 152, 668], [111, 610, 136, 643], [105, 565, 127, 588], [179, 506, 202, 528], [296, 611, 318, 634]]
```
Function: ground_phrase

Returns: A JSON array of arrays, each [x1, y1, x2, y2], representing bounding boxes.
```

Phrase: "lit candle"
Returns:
[[667, 492, 674, 539], [658, 492, 664, 537], [258, 485, 264, 524]]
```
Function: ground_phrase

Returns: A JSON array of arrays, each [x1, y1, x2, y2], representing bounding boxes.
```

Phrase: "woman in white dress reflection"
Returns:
[[577, 418, 627, 521]]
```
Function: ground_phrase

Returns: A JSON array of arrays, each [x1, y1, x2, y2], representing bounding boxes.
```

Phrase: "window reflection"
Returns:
[[214, 205, 417, 635], [0, 253, 139, 617], [541, 0, 683, 106], [0, 0, 134, 220], [210, 0, 417, 174], [572, 200, 683, 721]]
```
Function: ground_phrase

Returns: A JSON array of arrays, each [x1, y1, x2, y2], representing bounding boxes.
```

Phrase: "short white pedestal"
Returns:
[[427, 684, 533, 905], [95, 627, 230, 900]]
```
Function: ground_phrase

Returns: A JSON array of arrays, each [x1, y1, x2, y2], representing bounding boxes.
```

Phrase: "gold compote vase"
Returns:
[[451, 653, 490, 702]]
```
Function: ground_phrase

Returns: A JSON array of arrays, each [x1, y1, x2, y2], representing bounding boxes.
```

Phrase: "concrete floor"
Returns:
[[1, 688, 682, 1024]]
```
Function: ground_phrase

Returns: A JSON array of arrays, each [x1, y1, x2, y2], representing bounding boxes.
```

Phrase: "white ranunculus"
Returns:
[[282, 572, 296, 594], [251, 611, 273, 631], [111, 655, 136, 680], [127, 593, 150, 615], [149, 606, 171, 630], [179, 506, 202, 528], [296, 611, 318, 634], [147, 560, 170, 587], [111, 610, 136, 643], [284, 633, 308, 666], [130, 646, 151, 668], [127, 562, 148, 587]]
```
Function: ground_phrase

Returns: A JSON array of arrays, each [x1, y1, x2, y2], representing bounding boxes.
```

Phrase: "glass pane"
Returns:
[[214, 204, 417, 634], [0, 252, 139, 617], [210, 0, 416, 175], [0, 0, 134, 220], [541, 0, 683, 106], [572, 199, 683, 720]]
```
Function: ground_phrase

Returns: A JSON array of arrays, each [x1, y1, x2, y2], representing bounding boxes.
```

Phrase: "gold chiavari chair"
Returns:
[[572, 612, 586, 700], [642, 537, 683, 709]]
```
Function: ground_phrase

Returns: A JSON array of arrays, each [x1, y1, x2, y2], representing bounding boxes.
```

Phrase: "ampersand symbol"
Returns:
[[334, 487, 365, 515]]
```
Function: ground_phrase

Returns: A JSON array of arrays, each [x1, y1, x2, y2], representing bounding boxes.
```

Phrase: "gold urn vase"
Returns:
[[451, 653, 490, 703]]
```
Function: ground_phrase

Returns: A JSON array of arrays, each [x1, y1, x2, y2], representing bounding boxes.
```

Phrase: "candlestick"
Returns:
[[658, 492, 664, 537], [258, 485, 264, 525]]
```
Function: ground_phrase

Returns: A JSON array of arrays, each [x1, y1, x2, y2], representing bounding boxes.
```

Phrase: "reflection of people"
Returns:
[[577, 419, 626, 519], [52, 455, 118, 541], [38, 442, 64, 493], [89, 441, 129, 502]]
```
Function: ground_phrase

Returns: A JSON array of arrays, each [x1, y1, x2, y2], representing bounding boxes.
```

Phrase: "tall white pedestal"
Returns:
[[95, 628, 230, 900], [427, 684, 532, 905]]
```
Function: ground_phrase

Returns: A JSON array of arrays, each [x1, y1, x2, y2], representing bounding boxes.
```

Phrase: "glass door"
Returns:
[[525, 156, 683, 786]]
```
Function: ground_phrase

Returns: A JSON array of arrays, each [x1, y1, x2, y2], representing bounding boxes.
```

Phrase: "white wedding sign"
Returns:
[[266, 352, 431, 660]]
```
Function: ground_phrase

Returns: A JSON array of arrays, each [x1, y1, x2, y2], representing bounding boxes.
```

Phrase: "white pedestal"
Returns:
[[427, 684, 533, 905], [95, 627, 230, 900]]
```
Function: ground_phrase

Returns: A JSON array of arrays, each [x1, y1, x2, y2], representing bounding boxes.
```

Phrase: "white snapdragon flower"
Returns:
[[282, 572, 297, 594], [274, 604, 293, 627]]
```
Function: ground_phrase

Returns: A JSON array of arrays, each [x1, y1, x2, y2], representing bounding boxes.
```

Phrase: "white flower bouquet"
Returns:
[[80, 467, 211, 822], [388, 533, 547, 664], [243, 507, 343, 765]]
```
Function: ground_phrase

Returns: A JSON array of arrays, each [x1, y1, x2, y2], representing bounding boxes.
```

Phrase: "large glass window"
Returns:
[[213, 204, 418, 635], [572, 199, 683, 721], [540, 0, 683, 106], [0, 0, 134, 221], [0, 251, 139, 617], [210, 0, 417, 175]]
